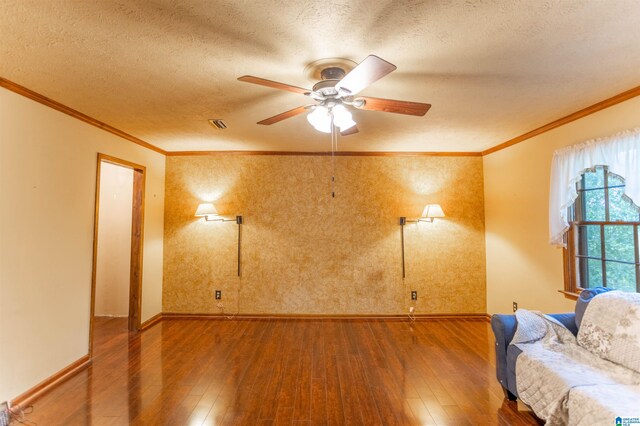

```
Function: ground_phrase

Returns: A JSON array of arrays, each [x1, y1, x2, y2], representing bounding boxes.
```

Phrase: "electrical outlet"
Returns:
[[215, 290, 221, 300], [411, 291, 417, 301], [513, 301, 518, 312]]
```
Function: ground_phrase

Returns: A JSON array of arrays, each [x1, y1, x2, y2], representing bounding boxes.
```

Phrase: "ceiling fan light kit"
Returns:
[[238, 54, 431, 134], [307, 104, 355, 133], [238, 54, 432, 196]]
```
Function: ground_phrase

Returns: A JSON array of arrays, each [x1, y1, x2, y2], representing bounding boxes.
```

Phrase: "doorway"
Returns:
[[90, 154, 146, 354]]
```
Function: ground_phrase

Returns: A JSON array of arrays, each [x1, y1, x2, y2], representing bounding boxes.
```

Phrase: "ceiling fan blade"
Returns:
[[238, 75, 310, 95], [355, 96, 431, 116], [340, 125, 359, 136], [335, 55, 397, 96], [257, 105, 309, 125]]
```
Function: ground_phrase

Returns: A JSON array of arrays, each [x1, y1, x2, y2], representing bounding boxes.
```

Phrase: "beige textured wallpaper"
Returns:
[[163, 155, 486, 315]]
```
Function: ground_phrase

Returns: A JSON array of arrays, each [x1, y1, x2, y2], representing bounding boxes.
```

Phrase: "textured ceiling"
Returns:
[[1, 0, 639, 153]]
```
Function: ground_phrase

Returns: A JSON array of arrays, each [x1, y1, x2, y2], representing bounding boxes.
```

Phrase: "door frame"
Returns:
[[89, 153, 146, 355]]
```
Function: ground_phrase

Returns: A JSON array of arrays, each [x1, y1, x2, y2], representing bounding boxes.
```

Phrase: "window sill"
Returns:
[[558, 290, 579, 301]]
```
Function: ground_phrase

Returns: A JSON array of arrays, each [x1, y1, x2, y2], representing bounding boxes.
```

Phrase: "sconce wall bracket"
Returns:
[[399, 214, 438, 279], [205, 215, 243, 224], [201, 214, 244, 276], [400, 218, 407, 278]]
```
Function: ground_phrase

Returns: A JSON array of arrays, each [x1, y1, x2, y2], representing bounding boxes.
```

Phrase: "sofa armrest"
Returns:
[[491, 314, 517, 393], [491, 311, 577, 400], [548, 312, 578, 336]]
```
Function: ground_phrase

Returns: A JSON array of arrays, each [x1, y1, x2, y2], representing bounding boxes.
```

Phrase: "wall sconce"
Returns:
[[195, 203, 244, 276], [399, 204, 445, 278]]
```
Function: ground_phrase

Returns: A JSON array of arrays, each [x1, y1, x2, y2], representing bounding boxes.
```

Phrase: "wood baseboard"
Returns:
[[140, 312, 163, 330], [11, 354, 91, 407], [161, 312, 490, 321]]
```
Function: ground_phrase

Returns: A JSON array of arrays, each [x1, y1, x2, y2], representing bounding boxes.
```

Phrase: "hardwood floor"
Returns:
[[20, 317, 541, 425]]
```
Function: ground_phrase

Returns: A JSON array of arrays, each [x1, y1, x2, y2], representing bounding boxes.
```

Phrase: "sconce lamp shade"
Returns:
[[195, 203, 218, 218], [422, 204, 445, 219]]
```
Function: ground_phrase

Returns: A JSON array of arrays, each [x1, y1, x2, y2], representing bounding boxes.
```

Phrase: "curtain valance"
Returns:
[[549, 128, 640, 247]]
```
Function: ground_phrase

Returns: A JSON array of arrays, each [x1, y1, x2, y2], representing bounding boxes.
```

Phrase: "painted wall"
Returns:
[[163, 155, 486, 315], [0, 87, 165, 402], [95, 162, 133, 317], [483, 96, 640, 314]]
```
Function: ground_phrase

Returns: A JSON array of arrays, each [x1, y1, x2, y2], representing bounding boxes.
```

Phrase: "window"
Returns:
[[564, 166, 640, 294]]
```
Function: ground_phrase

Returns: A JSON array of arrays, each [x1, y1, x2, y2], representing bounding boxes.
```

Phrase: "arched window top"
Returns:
[[549, 128, 640, 247]]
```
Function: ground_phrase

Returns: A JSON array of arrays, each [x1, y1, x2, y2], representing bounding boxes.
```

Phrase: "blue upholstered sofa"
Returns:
[[490, 287, 612, 400]]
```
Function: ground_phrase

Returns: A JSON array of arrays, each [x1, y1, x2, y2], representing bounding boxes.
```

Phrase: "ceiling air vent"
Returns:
[[208, 119, 227, 129]]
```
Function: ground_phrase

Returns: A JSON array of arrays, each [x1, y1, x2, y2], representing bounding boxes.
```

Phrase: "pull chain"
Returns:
[[331, 115, 336, 198]]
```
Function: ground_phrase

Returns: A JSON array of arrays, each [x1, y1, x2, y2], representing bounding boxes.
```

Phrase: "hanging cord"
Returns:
[[216, 279, 242, 320], [8, 404, 36, 425], [224, 279, 241, 320], [408, 306, 416, 322], [216, 221, 242, 320]]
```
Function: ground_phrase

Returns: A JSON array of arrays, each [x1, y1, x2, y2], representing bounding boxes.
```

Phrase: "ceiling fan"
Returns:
[[238, 55, 431, 135]]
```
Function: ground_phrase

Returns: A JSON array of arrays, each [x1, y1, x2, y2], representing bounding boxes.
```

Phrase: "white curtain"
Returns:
[[549, 128, 640, 247]]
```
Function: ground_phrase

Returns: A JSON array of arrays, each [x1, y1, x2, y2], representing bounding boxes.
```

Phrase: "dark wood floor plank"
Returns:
[[406, 397, 437, 425], [352, 322, 407, 426], [259, 320, 298, 421], [273, 321, 305, 425], [292, 321, 313, 422], [323, 321, 345, 426], [19, 317, 541, 426], [204, 320, 271, 425], [341, 322, 384, 425]]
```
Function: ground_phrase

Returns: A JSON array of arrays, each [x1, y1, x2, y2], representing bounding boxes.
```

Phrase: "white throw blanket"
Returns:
[[512, 304, 640, 425], [567, 384, 640, 426]]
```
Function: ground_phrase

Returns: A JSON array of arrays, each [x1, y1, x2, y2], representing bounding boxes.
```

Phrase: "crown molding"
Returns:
[[482, 85, 640, 156], [5, 76, 638, 159], [0, 77, 167, 155], [165, 150, 481, 157]]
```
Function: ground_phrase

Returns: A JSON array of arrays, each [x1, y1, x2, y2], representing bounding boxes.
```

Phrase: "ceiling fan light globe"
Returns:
[[337, 117, 356, 131], [314, 123, 332, 133], [332, 104, 348, 118], [307, 106, 332, 133], [307, 105, 326, 124], [332, 105, 356, 131]]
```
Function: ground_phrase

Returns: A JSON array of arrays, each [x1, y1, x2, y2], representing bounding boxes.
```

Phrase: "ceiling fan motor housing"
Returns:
[[320, 66, 347, 81], [312, 79, 340, 97]]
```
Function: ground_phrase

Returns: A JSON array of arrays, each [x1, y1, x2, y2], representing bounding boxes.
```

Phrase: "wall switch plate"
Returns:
[[513, 301, 518, 312], [215, 290, 221, 300], [411, 291, 417, 301]]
